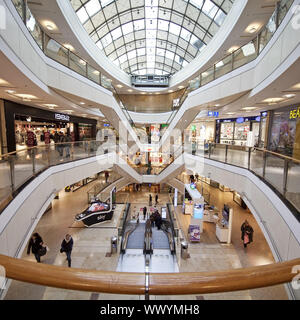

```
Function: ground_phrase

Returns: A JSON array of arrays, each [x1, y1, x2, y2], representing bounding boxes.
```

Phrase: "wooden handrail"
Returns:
[[0, 254, 299, 295]]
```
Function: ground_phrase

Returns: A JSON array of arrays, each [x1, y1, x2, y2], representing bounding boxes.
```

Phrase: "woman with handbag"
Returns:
[[27, 233, 44, 263], [60, 234, 73, 267]]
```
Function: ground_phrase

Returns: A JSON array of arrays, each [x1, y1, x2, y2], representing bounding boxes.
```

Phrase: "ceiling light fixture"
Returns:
[[283, 93, 296, 98], [64, 43, 74, 51], [128, 89, 133, 92], [14, 94, 38, 100], [0, 78, 10, 86], [245, 24, 260, 34], [262, 98, 284, 104], [5, 90, 16, 94], [178, 85, 184, 89], [116, 84, 123, 88], [80, 102, 85, 105], [228, 46, 239, 53], [42, 21, 57, 31], [241, 107, 257, 111]]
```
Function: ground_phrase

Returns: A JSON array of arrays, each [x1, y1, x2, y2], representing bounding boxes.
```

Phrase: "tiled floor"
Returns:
[[4, 181, 288, 300]]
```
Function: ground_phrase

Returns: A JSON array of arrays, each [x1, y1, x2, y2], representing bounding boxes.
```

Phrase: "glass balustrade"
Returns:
[[285, 160, 300, 212]]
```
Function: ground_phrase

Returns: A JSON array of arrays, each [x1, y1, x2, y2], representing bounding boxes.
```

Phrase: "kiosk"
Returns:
[[183, 183, 205, 241], [75, 187, 116, 227], [215, 204, 233, 243]]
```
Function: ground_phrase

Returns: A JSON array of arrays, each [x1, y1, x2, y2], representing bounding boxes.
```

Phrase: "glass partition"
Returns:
[[201, 66, 215, 86], [286, 161, 300, 213], [87, 65, 101, 84], [264, 154, 285, 193], [44, 35, 69, 67], [215, 54, 233, 79], [233, 40, 257, 69], [12, 0, 24, 20], [69, 52, 87, 77], [25, 5, 43, 48]]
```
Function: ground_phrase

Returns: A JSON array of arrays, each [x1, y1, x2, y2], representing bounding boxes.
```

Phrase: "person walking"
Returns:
[[155, 194, 159, 205], [27, 233, 44, 263], [60, 234, 73, 267], [149, 194, 152, 206], [143, 206, 147, 220], [241, 220, 254, 248], [64, 133, 72, 158]]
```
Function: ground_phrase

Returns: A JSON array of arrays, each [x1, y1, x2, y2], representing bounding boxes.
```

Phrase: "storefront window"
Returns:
[[234, 121, 250, 146], [220, 122, 234, 144]]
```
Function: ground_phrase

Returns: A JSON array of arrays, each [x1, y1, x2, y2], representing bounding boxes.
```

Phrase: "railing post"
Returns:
[[209, 143, 211, 159], [248, 148, 251, 170], [67, 49, 70, 68], [9, 156, 15, 193], [32, 148, 36, 175], [262, 151, 267, 178], [22, 0, 27, 24], [283, 159, 289, 197], [231, 52, 234, 70], [225, 145, 228, 163]]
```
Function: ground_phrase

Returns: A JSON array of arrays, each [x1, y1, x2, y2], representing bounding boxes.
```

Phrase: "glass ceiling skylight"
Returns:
[[70, 0, 234, 76]]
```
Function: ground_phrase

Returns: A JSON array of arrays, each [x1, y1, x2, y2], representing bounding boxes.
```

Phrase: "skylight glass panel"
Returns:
[[100, 0, 114, 7], [158, 19, 169, 31], [128, 50, 137, 59], [137, 48, 146, 56], [96, 40, 103, 50], [166, 50, 175, 60], [122, 22, 133, 35], [215, 9, 226, 26], [180, 28, 191, 41], [157, 48, 165, 56], [77, 7, 89, 23], [134, 19, 144, 31], [188, 0, 204, 10], [203, 0, 218, 19], [85, 0, 101, 16], [169, 22, 181, 36], [102, 33, 112, 46], [111, 27, 122, 40], [119, 54, 127, 64]]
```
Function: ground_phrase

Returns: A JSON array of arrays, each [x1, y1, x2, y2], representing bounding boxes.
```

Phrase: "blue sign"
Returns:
[[236, 117, 244, 123], [261, 112, 268, 117], [208, 111, 219, 117], [103, 123, 110, 127], [255, 116, 261, 122]]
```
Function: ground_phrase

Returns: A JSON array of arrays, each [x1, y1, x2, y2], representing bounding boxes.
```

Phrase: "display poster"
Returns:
[[189, 225, 200, 242]]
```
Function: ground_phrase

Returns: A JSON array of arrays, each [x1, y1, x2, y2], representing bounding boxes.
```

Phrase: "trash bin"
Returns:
[[111, 236, 118, 254], [181, 241, 188, 260]]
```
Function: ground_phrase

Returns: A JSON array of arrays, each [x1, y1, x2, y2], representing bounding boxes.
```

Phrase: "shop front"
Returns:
[[2, 100, 97, 153], [268, 104, 300, 159], [216, 116, 261, 147]]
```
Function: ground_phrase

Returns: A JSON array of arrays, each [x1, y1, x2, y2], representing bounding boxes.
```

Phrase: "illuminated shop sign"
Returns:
[[208, 111, 219, 117], [55, 113, 70, 122], [261, 112, 268, 117], [103, 123, 110, 127], [236, 117, 244, 123], [289, 107, 300, 119]]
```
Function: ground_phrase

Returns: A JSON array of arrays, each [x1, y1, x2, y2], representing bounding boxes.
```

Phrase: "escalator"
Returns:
[[118, 203, 178, 273]]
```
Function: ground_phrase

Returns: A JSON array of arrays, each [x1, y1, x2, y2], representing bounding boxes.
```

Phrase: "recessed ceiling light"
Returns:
[[80, 102, 85, 105], [14, 94, 38, 100], [241, 107, 257, 110], [245, 24, 260, 34], [116, 84, 123, 88], [43, 104, 58, 108], [178, 85, 184, 89], [141, 92, 146, 94], [168, 90, 173, 93], [262, 98, 284, 104], [0, 78, 10, 86], [283, 93, 296, 98], [226, 112, 235, 115], [228, 46, 239, 53], [42, 21, 57, 31], [5, 90, 16, 94], [155, 92, 160, 94], [128, 89, 133, 92], [64, 43, 74, 51], [215, 104, 221, 107], [292, 83, 300, 90], [79, 59, 86, 65], [93, 70, 100, 75]]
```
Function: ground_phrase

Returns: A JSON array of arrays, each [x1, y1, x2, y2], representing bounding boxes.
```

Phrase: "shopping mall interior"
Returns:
[[0, 0, 300, 302]]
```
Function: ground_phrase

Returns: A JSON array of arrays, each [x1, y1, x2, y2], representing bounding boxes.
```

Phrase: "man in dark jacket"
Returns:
[[143, 206, 147, 220], [27, 233, 44, 262], [60, 234, 73, 267]]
